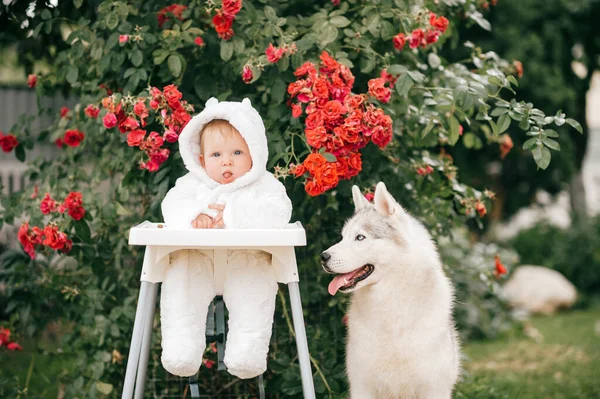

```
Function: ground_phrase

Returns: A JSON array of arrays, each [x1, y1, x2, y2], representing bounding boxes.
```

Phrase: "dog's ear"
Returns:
[[374, 182, 403, 217], [352, 185, 371, 212]]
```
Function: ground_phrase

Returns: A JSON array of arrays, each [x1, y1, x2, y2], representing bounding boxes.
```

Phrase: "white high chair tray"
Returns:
[[128, 221, 307, 247]]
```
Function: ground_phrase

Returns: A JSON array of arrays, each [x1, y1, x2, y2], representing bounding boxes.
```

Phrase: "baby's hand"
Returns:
[[208, 204, 225, 228], [192, 213, 213, 229]]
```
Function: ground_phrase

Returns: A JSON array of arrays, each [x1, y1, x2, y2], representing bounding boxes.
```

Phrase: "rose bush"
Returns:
[[0, 0, 580, 397]]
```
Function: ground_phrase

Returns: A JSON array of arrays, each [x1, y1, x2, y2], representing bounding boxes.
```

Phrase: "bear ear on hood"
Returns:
[[242, 98, 252, 107], [205, 97, 219, 108]]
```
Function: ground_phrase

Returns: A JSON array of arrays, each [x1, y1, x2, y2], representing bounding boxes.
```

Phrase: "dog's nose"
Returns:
[[320, 252, 331, 262]]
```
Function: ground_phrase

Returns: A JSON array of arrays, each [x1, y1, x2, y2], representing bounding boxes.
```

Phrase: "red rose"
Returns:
[[127, 129, 146, 147], [0, 133, 18, 153], [303, 153, 327, 174], [347, 152, 362, 175], [7, 342, 22, 351], [118, 117, 140, 133], [242, 65, 253, 84], [222, 0, 242, 18], [409, 29, 425, 49], [60, 107, 70, 118], [294, 62, 316, 78], [64, 129, 85, 147], [429, 13, 449, 33], [425, 29, 440, 45], [0, 327, 10, 346], [213, 13, 233, 37], [103, 113, 117, 129], [266, 44, 285, 63], [28, 74, 37, 88], [322, 100, 345, 122], [145, 160, 160, 172], [393, 33, 406, 50], [149, 148, 170, 165], [144, 131, 164, 149], [42, 225, 65, 250], [306, 126, 328, 149], [475, 201, 487, 218], [18, 223, 36, 259], [164, 129, 178, 143], [367, 78, 391, 103], [157, 4, 188, 28], [344, 94, 365, 110], [500, 134, 513, 159], [305, 179, 324, 196], [194, 36, 205, 47], [68, 206, 86, 221], [312, 78, 329, 99], [305, 111, 324, 130], [163, 85, 183, 109], [494, 255, 507, 277], [291, 103, 303, 118], [371, 125, 392, 148], [319, 51, 339, 72], [40, 193, 57, 214], [119, 35, 129, 44], [84, 104, 100, 118], [380, 70, 398, 89], [63, 192, 83, 209]]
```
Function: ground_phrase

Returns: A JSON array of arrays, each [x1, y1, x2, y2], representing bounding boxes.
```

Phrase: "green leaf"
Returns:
[[542, 137, 560, 150], [321, 23, 338, 45], [449, 116, 461, 145], [566, 118, 583, 134], [220, 40, 234, 62], [359, 57, 376, 74], [490, 107, 508, 117], [131, 48, 143, 67], [380, 21, 396, 40], [488, 76, 503, 87], [182, 20, 192, 30], [497, 114, 511, 133], [232, 37, 245, 54], [422, 119, 434, 139], [323, 152, 337, 162], [271, 78, 286, 104], [73, 0, 83, 8], [522, 138, 537, 150], [387, 64, 408, 75], [507, 75, 519, 87], [264, 6, 277, 21], [96, 382, 113, 395], [15, 145, 25, 162], [75, 220, 91, 242], [395, 74, 413, 97], [41, 9, 52, 20], [105, 13, 119, 30], [167, 54, 182, 77], [533, 146, 551, 170], [543, 129, 559, 138], [407, 70, 425, 83], [66, 66, 78, 84], [330, 16, 350, 28]]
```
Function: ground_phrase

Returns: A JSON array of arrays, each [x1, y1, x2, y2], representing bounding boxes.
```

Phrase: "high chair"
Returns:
[[121, 221, 316, 399]]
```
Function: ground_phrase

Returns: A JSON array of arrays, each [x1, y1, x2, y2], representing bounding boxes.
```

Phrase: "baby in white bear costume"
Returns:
[[160, 97, 292, 379]]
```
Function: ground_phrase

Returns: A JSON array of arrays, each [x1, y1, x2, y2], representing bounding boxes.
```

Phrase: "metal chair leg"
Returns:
[[287, 282, 316, 399], [134, 282, 158, 399], [122, 282, 150, 399]]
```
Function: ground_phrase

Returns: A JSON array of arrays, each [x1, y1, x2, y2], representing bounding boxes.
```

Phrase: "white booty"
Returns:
[[223, 250, 278, 379], [160, 250, 215, 376]]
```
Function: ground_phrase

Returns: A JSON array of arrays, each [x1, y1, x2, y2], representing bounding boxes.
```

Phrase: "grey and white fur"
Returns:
[[321, 182, 460, 399]]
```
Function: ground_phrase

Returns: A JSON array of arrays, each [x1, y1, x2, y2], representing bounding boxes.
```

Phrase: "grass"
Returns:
[[2, 305, 599, 398], [456, 304, 600, 398]]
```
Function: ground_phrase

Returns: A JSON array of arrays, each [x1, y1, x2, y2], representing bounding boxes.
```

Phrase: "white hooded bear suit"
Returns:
[[160, 97, 292, 379]]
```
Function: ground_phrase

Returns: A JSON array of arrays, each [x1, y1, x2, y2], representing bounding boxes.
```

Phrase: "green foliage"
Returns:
[[0, 0, 580, 396], [510, 216, 600, 295]]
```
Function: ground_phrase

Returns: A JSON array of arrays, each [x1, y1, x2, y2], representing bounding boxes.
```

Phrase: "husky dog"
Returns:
[[321, 182, 460, 399]]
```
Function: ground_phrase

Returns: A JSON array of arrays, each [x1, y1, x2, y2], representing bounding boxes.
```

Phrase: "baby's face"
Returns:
[[200, 131, 252, 184]]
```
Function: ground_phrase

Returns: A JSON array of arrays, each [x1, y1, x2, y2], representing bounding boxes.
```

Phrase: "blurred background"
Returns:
[[1, 0, 599, 398]]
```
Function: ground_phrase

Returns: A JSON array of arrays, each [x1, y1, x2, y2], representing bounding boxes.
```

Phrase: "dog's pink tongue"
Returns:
[[328, 273, 354, 296]]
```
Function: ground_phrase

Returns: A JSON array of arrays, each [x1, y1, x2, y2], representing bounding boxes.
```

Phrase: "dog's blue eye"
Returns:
[[355, 234, 366, 241]]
